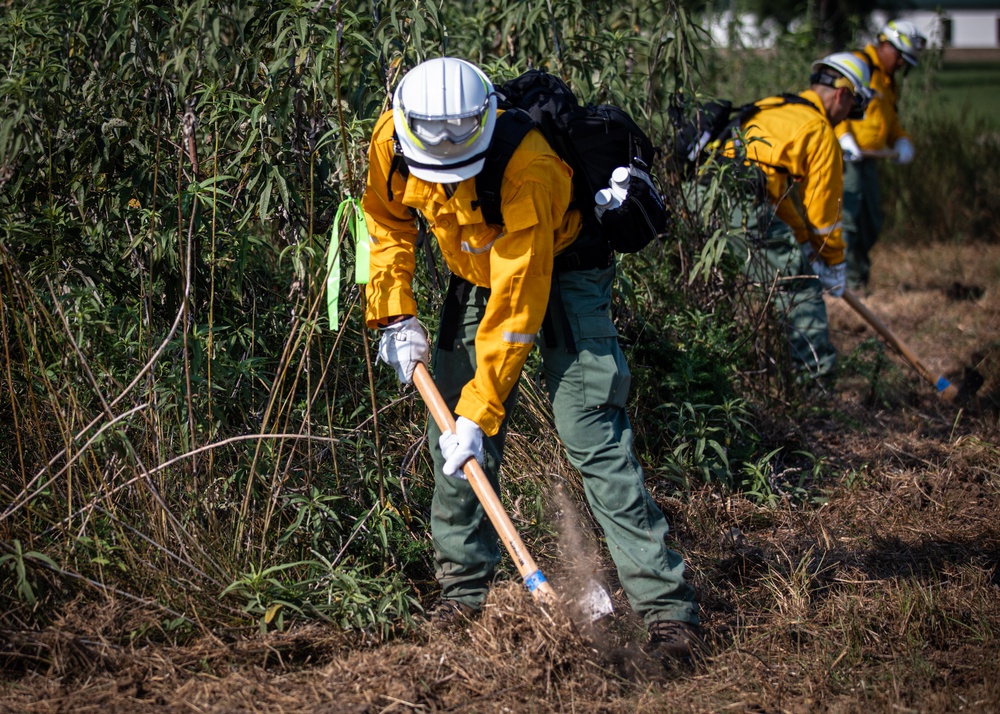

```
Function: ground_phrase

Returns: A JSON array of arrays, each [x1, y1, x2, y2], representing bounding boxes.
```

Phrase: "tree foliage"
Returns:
[[0, 0, 778, 635]]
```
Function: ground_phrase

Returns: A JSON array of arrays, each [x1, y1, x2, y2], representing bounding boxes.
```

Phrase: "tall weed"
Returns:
[[0, 0, 823, 640], [880, 111, 1000, 244]]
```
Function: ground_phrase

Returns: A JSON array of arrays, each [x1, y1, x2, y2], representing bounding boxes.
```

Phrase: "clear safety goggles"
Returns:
[[849, 87, 871, 111], [846, 95, 868, 120], [406, 103, 489, 148], [846, 85, 872, 120]]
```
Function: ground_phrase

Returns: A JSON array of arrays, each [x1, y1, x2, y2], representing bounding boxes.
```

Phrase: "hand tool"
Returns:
[[860, 149, 899, 160], [842, 289, 983, 402], [412, 362, 613, 621]]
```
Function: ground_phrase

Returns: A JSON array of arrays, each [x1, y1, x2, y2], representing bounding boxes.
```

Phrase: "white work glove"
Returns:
[[439, 416, 484, 479], [376, 316, 429, 385], [811, 259, 846, 297], [838, 133, 863, 163], [893, 137, 915, 165]]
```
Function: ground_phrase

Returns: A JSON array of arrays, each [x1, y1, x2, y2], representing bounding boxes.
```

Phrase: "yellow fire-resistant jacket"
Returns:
[[724, 89, 846, 266], [835, 44, 910, 151], [362, 110, 583, 436]]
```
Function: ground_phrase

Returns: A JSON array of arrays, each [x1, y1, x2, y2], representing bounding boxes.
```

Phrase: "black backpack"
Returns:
[[389, 69, 670, 256], [668, 93, 821, 181]]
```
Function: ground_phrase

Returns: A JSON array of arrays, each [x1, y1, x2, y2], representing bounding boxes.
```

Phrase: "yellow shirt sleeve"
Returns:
[[455, 150, 575, 435], [363, 111, 420, 328], [773, 119, 846, 265]]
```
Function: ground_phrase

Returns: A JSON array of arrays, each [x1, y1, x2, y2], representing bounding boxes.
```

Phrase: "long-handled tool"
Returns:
[[842, 288, 983, 402], [412, 362, 614, 621], [860, 149, 899, 160], [413, 362, 559, 609], [782, 183, 982, 402]]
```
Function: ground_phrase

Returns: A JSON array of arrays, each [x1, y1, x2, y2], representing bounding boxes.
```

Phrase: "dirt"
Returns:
[[1, 240, 998, 713]]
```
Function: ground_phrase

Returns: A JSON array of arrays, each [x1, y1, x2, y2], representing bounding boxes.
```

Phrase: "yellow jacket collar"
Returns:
[[797, 89, 830, 122]]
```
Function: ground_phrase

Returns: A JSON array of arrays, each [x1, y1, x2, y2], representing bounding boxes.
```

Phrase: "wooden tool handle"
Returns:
[[412, 363, 559, 606], [860, 149, 899, 160], [842, 289, 958, 400]]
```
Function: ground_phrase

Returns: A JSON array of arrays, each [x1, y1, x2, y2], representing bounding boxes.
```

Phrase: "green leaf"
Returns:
[[259, 179, 272, 219]]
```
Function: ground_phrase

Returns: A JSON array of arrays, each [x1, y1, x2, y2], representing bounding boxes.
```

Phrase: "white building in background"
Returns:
[[873, 0, 1000, 49], [706, 1, 1000, 50], [706, 11, 783, 49]]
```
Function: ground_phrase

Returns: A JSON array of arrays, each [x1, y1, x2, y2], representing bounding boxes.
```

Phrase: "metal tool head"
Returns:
[[577, 578, 614, 623], [955, 367, 985, 404]]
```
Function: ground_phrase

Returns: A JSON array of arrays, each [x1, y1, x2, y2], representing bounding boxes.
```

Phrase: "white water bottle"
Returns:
[[609, 166, 630, 202], [594, 187, 618, 220]]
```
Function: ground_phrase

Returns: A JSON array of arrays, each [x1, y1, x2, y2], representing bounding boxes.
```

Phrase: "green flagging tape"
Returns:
[[326, 223, 341, 331], [327, 197, 371, 331], [353, 201, 370, 285], [327, 200, 348, 332]]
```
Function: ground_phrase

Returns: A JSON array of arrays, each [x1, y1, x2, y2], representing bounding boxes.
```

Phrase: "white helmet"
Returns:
[[811, 52, 874, 119], [879, 20, 928, 66], [392, 57, 497, 183]]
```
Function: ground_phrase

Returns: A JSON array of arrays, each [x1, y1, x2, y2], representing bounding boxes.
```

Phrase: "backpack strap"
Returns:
[[777, 92, 823, 112], [473, 109, 535, 225], [748, 92, 822, 116], [386, 134, 409, 203]]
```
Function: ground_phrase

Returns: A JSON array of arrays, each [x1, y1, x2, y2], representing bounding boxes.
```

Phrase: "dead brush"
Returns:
[[759, 545, 832, 622], [410, 581, 630, 702]]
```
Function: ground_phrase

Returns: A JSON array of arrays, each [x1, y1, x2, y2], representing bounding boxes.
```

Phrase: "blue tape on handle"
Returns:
[[523, 570, 547, 592], [935, 376, 951, 392]]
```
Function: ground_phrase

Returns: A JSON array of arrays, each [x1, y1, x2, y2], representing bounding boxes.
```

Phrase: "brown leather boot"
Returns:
[[645, 620, 703, 663], [425, 599, 478, 629]]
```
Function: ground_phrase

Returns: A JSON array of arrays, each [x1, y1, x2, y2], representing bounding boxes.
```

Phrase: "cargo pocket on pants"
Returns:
[[574, 313, 631, 410]]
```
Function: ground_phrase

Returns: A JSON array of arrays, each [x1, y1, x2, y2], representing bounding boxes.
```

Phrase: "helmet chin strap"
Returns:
[[401, 146, 490, 172]]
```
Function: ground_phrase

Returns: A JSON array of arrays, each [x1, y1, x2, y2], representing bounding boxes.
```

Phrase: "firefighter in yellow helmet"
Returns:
[[719, 52, 873, 382], [836, 20, 928, 290], [362, 57, 700, 660]]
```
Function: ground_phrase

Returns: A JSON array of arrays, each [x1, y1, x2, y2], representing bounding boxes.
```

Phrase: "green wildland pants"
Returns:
[[427, 265, 699, 626], [842, 158, 883, 290], [727, 198, 838, 379]]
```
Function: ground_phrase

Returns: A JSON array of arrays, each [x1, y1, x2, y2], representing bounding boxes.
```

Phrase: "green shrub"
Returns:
[[880, 111, 1000, 245], [0, 0, 821, 637]]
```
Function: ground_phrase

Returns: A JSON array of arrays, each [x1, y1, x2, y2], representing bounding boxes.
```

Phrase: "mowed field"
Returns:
[[922, 60, 1000, 127], [1, 239, 997, 713]]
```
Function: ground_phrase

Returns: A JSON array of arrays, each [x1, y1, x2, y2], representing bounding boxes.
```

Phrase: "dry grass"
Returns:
[[2, 240, 999, 712]]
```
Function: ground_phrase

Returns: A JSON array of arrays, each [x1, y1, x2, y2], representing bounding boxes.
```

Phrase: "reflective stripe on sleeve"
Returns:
[[813, 220, 842, 235], [461, 239, 497, 255], [502, 331, 535, 344]]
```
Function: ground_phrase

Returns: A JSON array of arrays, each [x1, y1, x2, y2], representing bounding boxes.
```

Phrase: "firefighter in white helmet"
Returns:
[[836, 20, 928, 290], [362, 57, 700, 660], [715, 52, 873, 383]]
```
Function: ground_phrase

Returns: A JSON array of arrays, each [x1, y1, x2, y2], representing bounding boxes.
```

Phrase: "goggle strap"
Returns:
[[401, 146, 490, 171], [402, 96, 491, 123], [810, 71, 854, 92]]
